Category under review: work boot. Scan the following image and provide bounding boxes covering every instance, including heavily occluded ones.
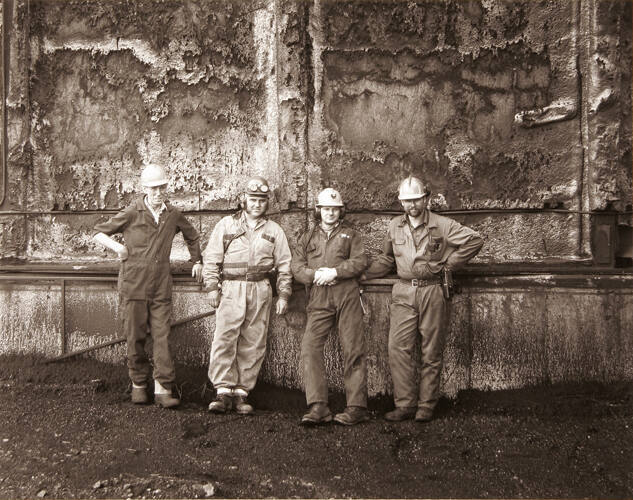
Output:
[208,393,232,413]
[415,407,433,423]
[300,403,332,425]
[131,386,148,405]
[384,406,416,422]
[154,393,180,408]
[233,395,255,415]
[334,406,370,426]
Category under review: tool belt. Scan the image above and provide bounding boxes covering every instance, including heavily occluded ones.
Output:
[223,272,269,282]
[400,278,441,287]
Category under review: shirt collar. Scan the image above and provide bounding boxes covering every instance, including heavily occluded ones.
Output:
[397,209,430,228]
[319,220,341,235]
[239,210,267,230]
[144,196,166,212]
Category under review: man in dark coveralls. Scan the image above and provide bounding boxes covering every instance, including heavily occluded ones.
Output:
[93,164,203,408]
[365,176,483,423]
[292,188,369,426]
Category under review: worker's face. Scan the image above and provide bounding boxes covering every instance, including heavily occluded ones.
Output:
[244,195,268,218]
[143,184,168,209]
[319,206,341,226]
[400,196,427,218]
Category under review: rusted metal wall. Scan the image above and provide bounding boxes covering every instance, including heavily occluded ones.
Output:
[0,0,631,393]
[1,275,632,397]
[0,0,630,262]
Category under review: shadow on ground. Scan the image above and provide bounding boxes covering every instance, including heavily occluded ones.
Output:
[0,354,631,499]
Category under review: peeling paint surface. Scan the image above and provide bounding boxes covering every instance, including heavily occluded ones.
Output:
[0,0,631,393]
[2,277,632,396]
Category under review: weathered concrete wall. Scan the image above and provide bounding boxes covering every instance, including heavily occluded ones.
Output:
[0,0,629,262]
[1,276,632,397]
[307,0,631,261]
[0,0,631,394]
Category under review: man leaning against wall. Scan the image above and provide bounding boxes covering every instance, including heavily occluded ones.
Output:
[93,164,203,409]
[291,188,369,426]
[364,176,483,423]
[202,176,292,416]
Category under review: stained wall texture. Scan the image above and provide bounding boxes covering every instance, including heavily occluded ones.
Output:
[0,0,631,393]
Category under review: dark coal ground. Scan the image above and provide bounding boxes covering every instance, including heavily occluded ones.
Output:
[0,355,631,499]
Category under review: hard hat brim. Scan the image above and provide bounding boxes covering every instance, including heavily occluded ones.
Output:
[398,194,425,201]
[316,203,344,207]
[142,179,168,187]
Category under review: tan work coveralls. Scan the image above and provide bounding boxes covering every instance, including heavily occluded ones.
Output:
[202,211,292,392]
[93,196,202,391]
[291,221,368,408]
[365,211,483,410]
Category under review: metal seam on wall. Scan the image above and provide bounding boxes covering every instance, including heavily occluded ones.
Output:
[0,208,629,217]
[0,0,10,208]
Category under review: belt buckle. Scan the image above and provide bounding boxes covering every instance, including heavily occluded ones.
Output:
[411,279,419,287]
[246,273,255,281]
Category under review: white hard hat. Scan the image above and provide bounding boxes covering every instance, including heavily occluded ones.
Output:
[317,188,344,207]
[398,176,429,200]
[140,164,169,187]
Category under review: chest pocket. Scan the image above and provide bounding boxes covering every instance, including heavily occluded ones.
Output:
[306,243,323,265]
[259,233,275,255]
[424,234,444,260]
[332,233,351,259]
[392,233,407,257]
[125,218,153,254]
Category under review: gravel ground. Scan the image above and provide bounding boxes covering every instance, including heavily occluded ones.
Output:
[0,355,631,499]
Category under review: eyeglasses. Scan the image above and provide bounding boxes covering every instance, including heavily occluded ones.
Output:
[248,181,269,193]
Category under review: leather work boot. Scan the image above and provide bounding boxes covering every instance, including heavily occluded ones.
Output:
[300,403,333,425]
[208,393,232,414]
[384,406,416,422]
[233,395,255,415]
[415,407,433,423]
[334,406,370,426]
[154,393,180,408]
[131,386,148,405]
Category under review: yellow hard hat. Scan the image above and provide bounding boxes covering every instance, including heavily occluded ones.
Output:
[316,188,344,207]
[245,176,270,197]
[140,164,169,187]
[398,176,429,200]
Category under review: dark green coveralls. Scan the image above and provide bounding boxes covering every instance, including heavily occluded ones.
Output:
[94,196,202,391]
[291,221,368,408]
[365,211,483,411]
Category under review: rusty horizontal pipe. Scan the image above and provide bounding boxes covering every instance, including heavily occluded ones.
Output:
[42,309,216,364]
[0,207,630,217]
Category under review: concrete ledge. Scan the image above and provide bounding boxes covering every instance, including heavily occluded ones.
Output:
[0,272,631,399]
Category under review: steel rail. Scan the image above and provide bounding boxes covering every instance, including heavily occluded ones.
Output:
[42,309,216,364]
[0,207,630,217]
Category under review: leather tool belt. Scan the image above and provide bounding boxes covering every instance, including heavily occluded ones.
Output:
[400,278,441,287]
[223,272,268,282]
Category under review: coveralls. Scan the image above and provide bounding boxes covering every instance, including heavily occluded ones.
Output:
[365,210,483,411]
[291,221,368,408]
[202,211,292,393]
[93,196,202,391]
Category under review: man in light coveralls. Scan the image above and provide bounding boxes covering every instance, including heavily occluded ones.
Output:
[365,176,483,422]
[202,176,292,415]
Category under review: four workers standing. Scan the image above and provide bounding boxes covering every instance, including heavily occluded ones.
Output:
[94,167,483,424]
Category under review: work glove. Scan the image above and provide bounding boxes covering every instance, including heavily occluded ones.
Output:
[276,297,288,315]
[208,290,220,308]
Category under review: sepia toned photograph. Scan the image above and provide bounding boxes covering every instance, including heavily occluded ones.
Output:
[0,0,631,498]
